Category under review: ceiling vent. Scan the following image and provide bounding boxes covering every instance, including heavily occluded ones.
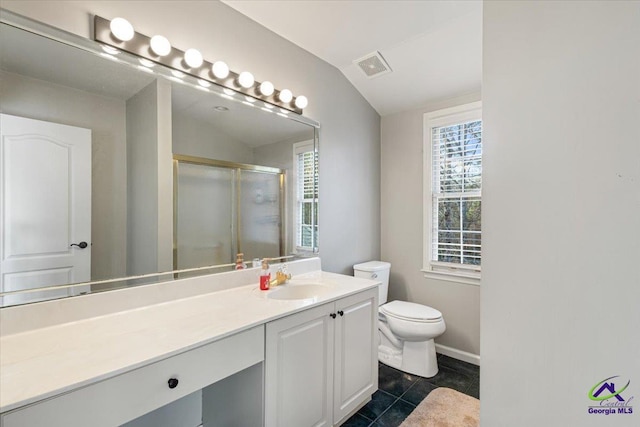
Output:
[353,51,392,78]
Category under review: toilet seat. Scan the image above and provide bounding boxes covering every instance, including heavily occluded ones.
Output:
[380,301,442,323]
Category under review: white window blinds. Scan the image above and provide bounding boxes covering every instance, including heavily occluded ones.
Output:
[295,145,318,250]
[431,119,482,268]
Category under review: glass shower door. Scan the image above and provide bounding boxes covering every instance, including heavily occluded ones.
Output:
[175,163,235,269]
[238,170,283,261]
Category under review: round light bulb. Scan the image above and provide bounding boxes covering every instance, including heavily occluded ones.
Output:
[150,35,171,56]
[198,79,211,88]
[211,61,230,79]
[238,71,255,88]
[279,89,293,103]
[101,45,119,55]
[184,48,203,68]
[259,81,275,96]
[110,17,134,42]
[294,95,308,109]
[138,58,155,68]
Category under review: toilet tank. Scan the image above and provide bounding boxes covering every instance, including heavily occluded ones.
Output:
[353,261,391,305]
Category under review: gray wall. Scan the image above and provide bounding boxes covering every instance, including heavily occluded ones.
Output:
[482,1,640,426]
[126,80,173,276]
[0,69,128,281]
[380,93,481,357]
[2,0,381,276]
[172,113,254,164]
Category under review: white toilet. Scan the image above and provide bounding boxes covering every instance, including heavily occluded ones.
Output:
[354,261,446,378]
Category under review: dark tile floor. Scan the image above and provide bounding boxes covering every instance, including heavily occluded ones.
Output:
[342,354,480,427]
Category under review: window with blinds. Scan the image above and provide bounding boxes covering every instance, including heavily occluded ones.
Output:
[294,142,318,251]
[424,102,481,283]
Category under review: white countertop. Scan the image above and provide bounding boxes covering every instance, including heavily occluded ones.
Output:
[0,270,378,413]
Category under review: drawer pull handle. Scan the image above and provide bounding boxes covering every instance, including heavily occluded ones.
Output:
[330,313,337,319]
[338,310,344,317]
[168,378,179,389]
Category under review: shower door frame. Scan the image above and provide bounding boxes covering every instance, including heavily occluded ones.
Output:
[173,154,286,270]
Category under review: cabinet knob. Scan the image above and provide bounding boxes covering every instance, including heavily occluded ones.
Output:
[338,310,344,317]
[330,313,337,319]
[168,378,179,389]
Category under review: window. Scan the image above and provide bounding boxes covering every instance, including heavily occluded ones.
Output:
[293,141,318,252]
[423,102,482,285]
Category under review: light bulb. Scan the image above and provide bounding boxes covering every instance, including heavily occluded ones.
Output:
[110,17,134,42]
[101,45,119,55]
[211,61,230,79]
[279,89,293,103]
[171,70,185,78]
[150,35,171,56]
[259,81,275,96]
[294,95,308,109]
[198,79,211,88]
[138,58,155,68]
[184,48,203,68]
[238,71,255,88]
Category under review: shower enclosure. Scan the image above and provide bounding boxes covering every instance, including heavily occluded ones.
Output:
[173,155,285,269]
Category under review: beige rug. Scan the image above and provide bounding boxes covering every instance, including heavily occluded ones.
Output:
[399,387,479,427]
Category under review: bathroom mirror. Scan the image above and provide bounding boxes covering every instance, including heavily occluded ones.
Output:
[0,10,319,307]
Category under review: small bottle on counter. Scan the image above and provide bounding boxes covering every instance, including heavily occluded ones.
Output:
[235,253,245,270]
[259,259,271,291]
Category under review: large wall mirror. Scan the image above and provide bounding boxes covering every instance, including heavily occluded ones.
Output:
[0,10,319,307]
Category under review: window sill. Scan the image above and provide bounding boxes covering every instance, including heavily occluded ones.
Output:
[421,269,480,286]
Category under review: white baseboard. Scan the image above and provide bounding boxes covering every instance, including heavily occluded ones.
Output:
[435,343,480,366]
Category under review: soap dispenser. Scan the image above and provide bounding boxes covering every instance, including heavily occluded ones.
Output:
[259,259,271,291]
[234,253,245,270]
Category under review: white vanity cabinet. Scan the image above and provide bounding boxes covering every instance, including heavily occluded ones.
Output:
[265,288,378,427]
[0,326,264,427]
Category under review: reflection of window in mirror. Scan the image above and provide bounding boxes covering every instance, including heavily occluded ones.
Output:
[293,141,318,252]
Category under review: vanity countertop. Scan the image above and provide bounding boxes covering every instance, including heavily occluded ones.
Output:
[0,270,379,413]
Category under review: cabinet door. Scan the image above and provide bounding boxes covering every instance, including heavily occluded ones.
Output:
[333,288,378,423]
[265,302,335,427]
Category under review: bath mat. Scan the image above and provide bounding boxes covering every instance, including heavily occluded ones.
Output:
[399,387,479,427]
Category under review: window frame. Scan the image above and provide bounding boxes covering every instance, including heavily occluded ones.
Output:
[292,140,318,254]
[423,101,482,286]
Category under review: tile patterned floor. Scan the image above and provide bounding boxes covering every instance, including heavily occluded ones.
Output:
[342,354,480,427]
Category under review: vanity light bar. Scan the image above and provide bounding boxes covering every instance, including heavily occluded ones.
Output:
[93,15,307,114]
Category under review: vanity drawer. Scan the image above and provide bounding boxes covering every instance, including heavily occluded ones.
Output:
[1,325,264,427]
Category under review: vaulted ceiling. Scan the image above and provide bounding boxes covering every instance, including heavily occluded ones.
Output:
[222,0,482,116]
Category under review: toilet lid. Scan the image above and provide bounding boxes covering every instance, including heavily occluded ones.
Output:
[380,301,442,321]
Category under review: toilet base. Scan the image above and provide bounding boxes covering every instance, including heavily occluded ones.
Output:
[378,338,439,378]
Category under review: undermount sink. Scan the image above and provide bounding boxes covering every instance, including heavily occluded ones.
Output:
[267,284,330,300]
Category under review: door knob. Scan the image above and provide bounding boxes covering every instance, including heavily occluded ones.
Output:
[70,241,88,249]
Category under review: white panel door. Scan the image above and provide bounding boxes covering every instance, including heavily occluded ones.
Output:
[0,114,91,305]
[333,289,378,424]
[265,302,334,427]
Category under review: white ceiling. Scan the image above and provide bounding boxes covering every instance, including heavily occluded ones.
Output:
[222,0,482,116]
